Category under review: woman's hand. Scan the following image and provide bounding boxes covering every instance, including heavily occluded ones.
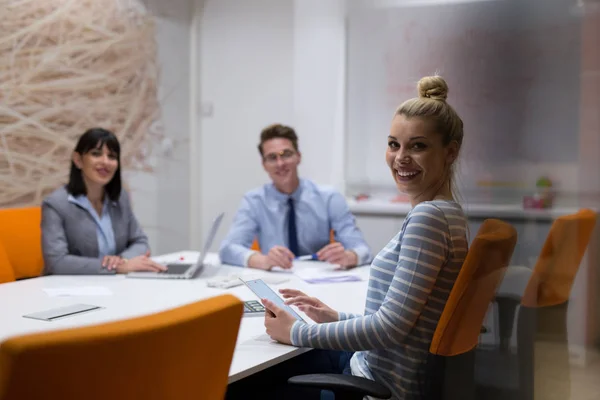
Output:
[279,288,339,323]
[262,299,296,345]
[102,255,125,271]
[116,252,166,273]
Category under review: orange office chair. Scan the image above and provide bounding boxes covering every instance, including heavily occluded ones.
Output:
[476,209,597,400]
[0,241,15,284]
[0,207,43,279]
[288,219,518,400]
[521,209,597,309]
[424,219,518,400]
[0,294,244,400]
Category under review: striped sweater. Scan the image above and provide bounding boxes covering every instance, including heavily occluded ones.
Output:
[290,200,468,399]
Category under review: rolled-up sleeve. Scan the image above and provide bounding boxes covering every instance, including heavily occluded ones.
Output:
[219,196,259,267]
[327,192,372,265]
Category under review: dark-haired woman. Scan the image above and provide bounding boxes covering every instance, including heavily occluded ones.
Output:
[41,128,165,275]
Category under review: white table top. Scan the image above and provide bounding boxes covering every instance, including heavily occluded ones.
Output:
[0,251,370,383]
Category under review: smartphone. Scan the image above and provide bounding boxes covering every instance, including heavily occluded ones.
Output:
[241,279,305,322]
[23,304,102,321]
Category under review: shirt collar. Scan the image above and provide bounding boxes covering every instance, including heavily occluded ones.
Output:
[68,194,114,208]
[267,178,305,203]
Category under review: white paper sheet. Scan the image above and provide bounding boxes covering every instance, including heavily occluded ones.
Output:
[291,261,362,284]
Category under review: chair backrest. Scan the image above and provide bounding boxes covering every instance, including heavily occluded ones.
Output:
[521,208,597,308]
[0,241,15,284]
[0,207,43,279]
[0,294,244,400]
[430,219,518,357]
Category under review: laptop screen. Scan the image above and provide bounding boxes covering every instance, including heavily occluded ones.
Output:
[193,212,225,267]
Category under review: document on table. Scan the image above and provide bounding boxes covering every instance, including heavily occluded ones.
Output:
[43,286,113,297]
[291,261,363,284]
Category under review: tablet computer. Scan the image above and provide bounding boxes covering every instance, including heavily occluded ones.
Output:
[23,304,102,322]
[241,278,305,322]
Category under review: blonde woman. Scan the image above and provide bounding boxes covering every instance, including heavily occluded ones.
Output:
[228,76,469,400]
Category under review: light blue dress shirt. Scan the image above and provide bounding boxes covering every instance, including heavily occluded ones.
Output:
[219,179,372,267]
[67,194,116,259]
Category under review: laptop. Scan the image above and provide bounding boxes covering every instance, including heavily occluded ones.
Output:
[127,212,225,279]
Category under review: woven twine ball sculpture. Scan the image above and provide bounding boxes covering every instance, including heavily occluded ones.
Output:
[0,0,163,208]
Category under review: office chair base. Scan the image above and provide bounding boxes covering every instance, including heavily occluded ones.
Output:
[288,374,392,399]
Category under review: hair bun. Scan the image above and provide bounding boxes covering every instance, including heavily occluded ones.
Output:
[417,75,449,102]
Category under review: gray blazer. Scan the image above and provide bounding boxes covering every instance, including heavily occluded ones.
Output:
[41,186,150,275]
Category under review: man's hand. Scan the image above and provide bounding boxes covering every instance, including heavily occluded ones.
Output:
[248,246,295,270]
[316,243,358,268]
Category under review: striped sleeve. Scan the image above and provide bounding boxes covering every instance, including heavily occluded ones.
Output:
[338,312,362,321]
[290,203,450,350]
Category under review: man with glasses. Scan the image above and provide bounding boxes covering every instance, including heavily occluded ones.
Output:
[219,123,372,270]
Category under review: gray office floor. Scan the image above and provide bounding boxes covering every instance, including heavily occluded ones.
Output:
[536,341,600,400]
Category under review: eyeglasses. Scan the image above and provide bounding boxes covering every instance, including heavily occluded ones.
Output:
[263,149,296,164]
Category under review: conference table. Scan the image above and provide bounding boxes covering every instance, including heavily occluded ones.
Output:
[0,251,370,383]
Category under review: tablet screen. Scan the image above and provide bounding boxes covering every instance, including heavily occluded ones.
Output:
[242,279,304,322]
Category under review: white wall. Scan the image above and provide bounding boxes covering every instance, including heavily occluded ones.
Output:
[128,0,349,253]
[196,0,348,250]
[293,0,347,192]
[128,0,193,255]
[197,0,294,249]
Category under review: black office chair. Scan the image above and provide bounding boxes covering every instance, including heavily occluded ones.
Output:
[288,374,391,400]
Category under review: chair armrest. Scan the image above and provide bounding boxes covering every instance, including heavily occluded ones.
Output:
[288,374,391,399]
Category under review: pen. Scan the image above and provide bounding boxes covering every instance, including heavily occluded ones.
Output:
[295,254,318,261]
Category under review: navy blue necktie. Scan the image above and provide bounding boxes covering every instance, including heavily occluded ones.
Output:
[287,198,299,256]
